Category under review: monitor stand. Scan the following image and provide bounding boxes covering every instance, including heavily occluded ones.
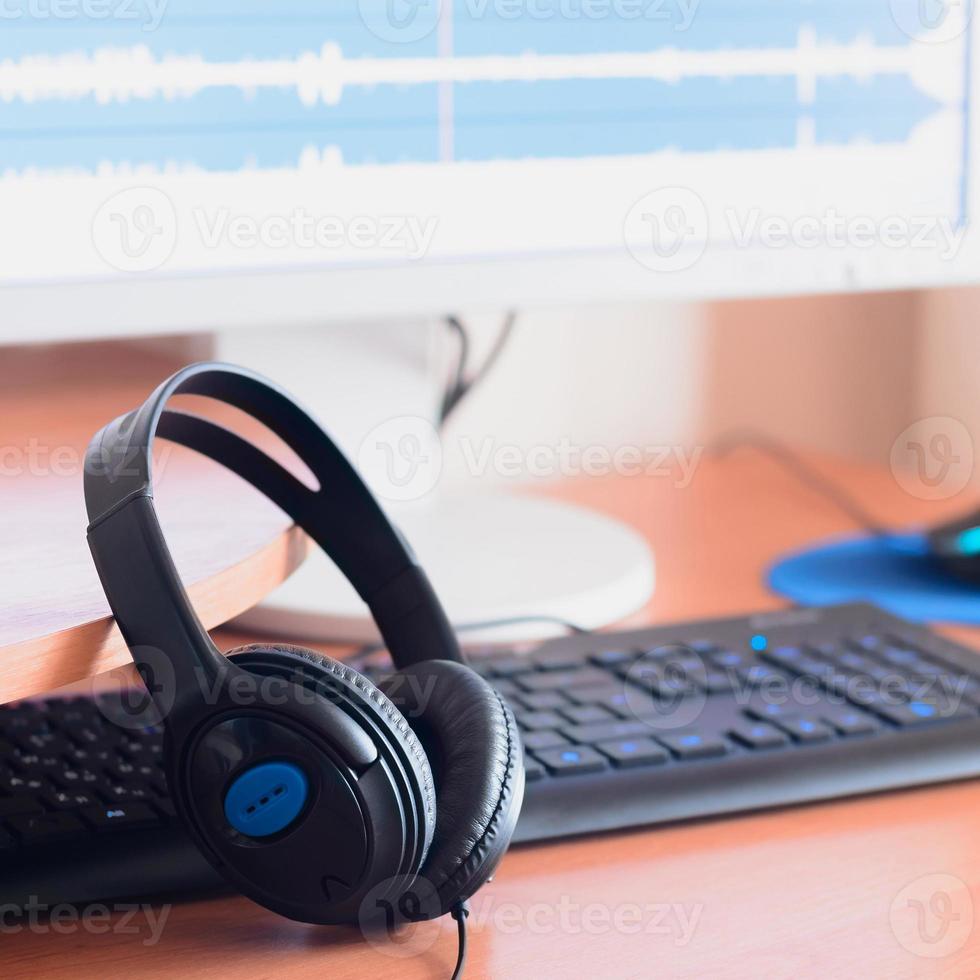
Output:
[215,323,655,644]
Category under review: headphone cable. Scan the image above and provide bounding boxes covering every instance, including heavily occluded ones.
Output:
[450,901,470,980]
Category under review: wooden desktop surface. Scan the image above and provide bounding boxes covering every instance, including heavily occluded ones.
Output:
[4,451,980,979]
[0,359,307,704]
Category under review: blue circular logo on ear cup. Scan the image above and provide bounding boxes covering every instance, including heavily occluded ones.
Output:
[224,761,309,838]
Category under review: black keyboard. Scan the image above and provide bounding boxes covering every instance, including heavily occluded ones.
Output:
[2,602,980,908]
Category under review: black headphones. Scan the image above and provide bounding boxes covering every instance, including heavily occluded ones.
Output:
[83,362,524,927]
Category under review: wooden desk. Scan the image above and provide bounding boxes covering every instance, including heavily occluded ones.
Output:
[0,359,307,703]
[4,452,980,979]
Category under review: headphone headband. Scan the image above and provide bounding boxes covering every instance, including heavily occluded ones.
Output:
[84,362,460,696]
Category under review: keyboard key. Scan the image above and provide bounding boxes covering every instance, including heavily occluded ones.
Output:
[711,650,748,669]
[101,783,152,803]
[43,790,97,810]
[620,662,699,699]
[564,687,631,711]
[736,665,787,689]
[484,656,534,678]
[7,811,86,844]
[533,746,607,776]
[521,730,569,751]
[518,668,609,692]
[871,699,976,727]
[560,720,652,745]
[822,709,880,737]
[80,803,162,832]
[595,738,669,768]
[560,705,614,726]
[762,645,805,666]
[880,647,920,667]
[703,671,738,694]
[659,733,728,760]
[776,718,835,744]
[589,649,635,669]
[516,711,564,731]
[686,640,718,654]
[0,796,43,816]
[523,758,546,782]
[0,771,45,795]
[53,768,99,788]
[746,703,800,721]
[533,649,588,671]
[516,691,567,711]
[728,723,790,750]
[490,679,521,700]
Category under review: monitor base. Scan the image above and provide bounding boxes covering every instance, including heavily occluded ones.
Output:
[233,491,655,645]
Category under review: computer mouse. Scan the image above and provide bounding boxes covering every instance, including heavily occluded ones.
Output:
[926,507,980,582]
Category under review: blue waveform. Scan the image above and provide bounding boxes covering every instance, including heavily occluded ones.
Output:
[0,0,968,174]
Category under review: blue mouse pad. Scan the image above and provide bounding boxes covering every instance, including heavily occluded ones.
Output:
[768,533,980,624]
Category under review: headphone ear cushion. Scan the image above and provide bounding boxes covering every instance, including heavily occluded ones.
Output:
[380,660,524,917]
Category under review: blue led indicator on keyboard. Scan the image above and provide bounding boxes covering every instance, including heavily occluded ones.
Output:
[561,751,580,762]
[909,702,936,718]
[620,742,637,753]
[750,634,767,652]
[799,721,816,732]
[680,735,701,746]
[955,526,980,554]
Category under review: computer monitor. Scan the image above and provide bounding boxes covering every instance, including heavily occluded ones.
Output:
[1,0,976,343]
[0,1,973,639]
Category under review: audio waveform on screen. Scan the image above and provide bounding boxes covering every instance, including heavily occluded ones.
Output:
[0,1,968,177]
[0,30,953,106]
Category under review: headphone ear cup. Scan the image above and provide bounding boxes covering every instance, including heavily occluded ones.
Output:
[380,660,524,917]
[226,643,437,868]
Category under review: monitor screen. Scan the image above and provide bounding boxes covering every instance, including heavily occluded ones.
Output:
[1,1,976,335]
